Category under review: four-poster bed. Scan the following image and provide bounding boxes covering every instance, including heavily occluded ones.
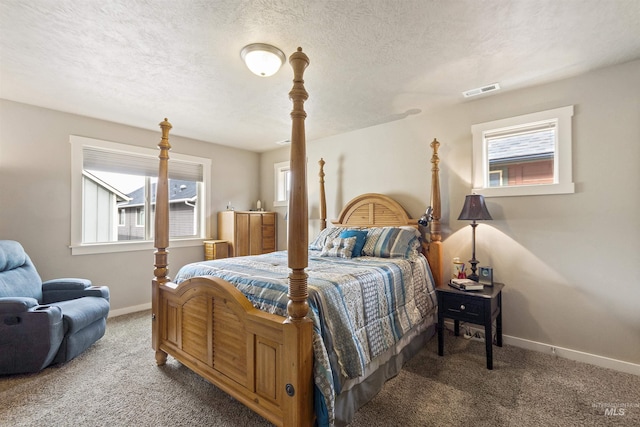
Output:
[151,48,444,426]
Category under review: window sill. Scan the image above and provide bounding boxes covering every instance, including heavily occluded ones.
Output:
[70,238,206,255]
[472,182,575,198]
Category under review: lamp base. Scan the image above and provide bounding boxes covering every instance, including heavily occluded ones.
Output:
[468,260,479,282]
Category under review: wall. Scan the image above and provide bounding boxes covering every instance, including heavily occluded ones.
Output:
[0,100,259,315]
[260,60,640,367]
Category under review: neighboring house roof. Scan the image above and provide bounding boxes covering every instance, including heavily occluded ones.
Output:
[118,180,197,207]
[488,129,554,162]
[83,171,131,202]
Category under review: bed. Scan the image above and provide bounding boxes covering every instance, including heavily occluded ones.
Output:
[151,48,444,427]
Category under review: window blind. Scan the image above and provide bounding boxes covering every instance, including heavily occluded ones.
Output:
[83,146,203,182]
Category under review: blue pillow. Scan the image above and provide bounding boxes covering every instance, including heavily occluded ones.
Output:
[339,229,367,257]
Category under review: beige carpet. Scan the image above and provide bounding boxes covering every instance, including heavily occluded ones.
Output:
[1,310,638,426]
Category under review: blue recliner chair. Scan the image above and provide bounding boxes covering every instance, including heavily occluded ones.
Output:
[0,240,110,375]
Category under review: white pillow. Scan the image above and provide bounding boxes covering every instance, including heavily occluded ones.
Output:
[320,236,357,258]
[309,227,343,250]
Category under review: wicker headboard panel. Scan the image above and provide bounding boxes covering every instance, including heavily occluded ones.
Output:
[332,193,417,228]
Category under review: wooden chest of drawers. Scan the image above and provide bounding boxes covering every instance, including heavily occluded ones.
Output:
[218,211,277,257]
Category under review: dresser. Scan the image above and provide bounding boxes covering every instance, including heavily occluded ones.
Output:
[217,211,277,257]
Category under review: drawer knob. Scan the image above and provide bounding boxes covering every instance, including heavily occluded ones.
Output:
[460,304,465,311]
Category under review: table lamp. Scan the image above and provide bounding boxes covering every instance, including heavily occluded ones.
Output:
[457,194,492,281]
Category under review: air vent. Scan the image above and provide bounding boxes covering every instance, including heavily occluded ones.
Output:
[275,139,291,145]
[463,83,501,98]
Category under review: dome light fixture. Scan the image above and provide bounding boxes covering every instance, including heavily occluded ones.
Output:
[240,43,286,77]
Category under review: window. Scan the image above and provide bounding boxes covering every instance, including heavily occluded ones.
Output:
[273,161,291,207]
[472,105,574,197]
[70,135,211,255]
[135,208,145,227]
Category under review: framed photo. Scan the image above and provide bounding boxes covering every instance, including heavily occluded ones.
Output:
[478,266,494,286]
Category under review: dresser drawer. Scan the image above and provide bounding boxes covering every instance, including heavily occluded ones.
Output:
[262,237,275,252]
[440,294,485,324]
[262,214,275,225]
[262,225,275,238]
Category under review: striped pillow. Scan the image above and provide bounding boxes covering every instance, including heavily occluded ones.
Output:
[362,226,421,258]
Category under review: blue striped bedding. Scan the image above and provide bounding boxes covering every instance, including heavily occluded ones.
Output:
[174,249,437,425]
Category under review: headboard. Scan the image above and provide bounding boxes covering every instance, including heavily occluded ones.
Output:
[331,193,417,228]
[317,138,444,288]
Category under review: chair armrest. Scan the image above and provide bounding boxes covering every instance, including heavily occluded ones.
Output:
[0,297,39,314]
[82,285,110,301]
[42,278,109,303]
[0,300,64,374]
[42,278,92,290]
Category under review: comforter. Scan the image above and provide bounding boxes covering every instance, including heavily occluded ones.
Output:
[174,250,437,425]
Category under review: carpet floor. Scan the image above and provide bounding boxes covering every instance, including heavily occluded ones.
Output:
[1,310,638,426]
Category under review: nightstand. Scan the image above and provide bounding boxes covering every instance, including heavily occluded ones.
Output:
[203,240,229,260]
[437,282,504,369]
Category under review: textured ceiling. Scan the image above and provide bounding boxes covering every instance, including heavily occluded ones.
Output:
[1,0,639,152]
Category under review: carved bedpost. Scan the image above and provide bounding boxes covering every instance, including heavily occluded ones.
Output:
[427,138,444,288]
[319,158,327,231]
[283,47,314,427]
[154,118,172,285]
[287,47,310,322]
[152,118,172,366]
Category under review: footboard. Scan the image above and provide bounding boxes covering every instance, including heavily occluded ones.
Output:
[151,277,314,426]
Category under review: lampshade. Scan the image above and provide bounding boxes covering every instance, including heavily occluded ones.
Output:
[240,43,285,77]
[457,194,492,221]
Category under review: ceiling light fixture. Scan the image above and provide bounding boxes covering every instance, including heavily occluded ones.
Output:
[240,43,286,77]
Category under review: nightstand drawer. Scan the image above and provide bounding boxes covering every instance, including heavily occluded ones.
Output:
[440,294,485,324]
[204,240,229,260]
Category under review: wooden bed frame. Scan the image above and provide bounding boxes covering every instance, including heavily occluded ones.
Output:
[151,48,443,427]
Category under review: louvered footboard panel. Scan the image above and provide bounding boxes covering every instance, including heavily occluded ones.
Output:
[154,277,309,426]
[181,296,208,363]
[212,296,247,387]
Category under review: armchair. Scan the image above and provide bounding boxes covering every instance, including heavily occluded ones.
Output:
[0,240,110,375]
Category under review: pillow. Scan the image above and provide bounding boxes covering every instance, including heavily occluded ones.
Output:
[309,227,342,250]
[362,226,421,258]
[320,236,357,258]
[339,229,367,257]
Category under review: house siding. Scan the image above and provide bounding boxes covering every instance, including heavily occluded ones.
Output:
[83,176,117,243]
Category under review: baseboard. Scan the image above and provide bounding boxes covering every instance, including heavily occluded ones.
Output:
[108,303,151,318]
[442,320,639,376]
[503,335,639,376]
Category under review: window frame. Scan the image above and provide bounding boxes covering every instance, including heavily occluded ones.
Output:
[273,161,291,207]
[471,105,575,197]
[135,207,145,227]
[118,209,125,226]
[70,135,211,255]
